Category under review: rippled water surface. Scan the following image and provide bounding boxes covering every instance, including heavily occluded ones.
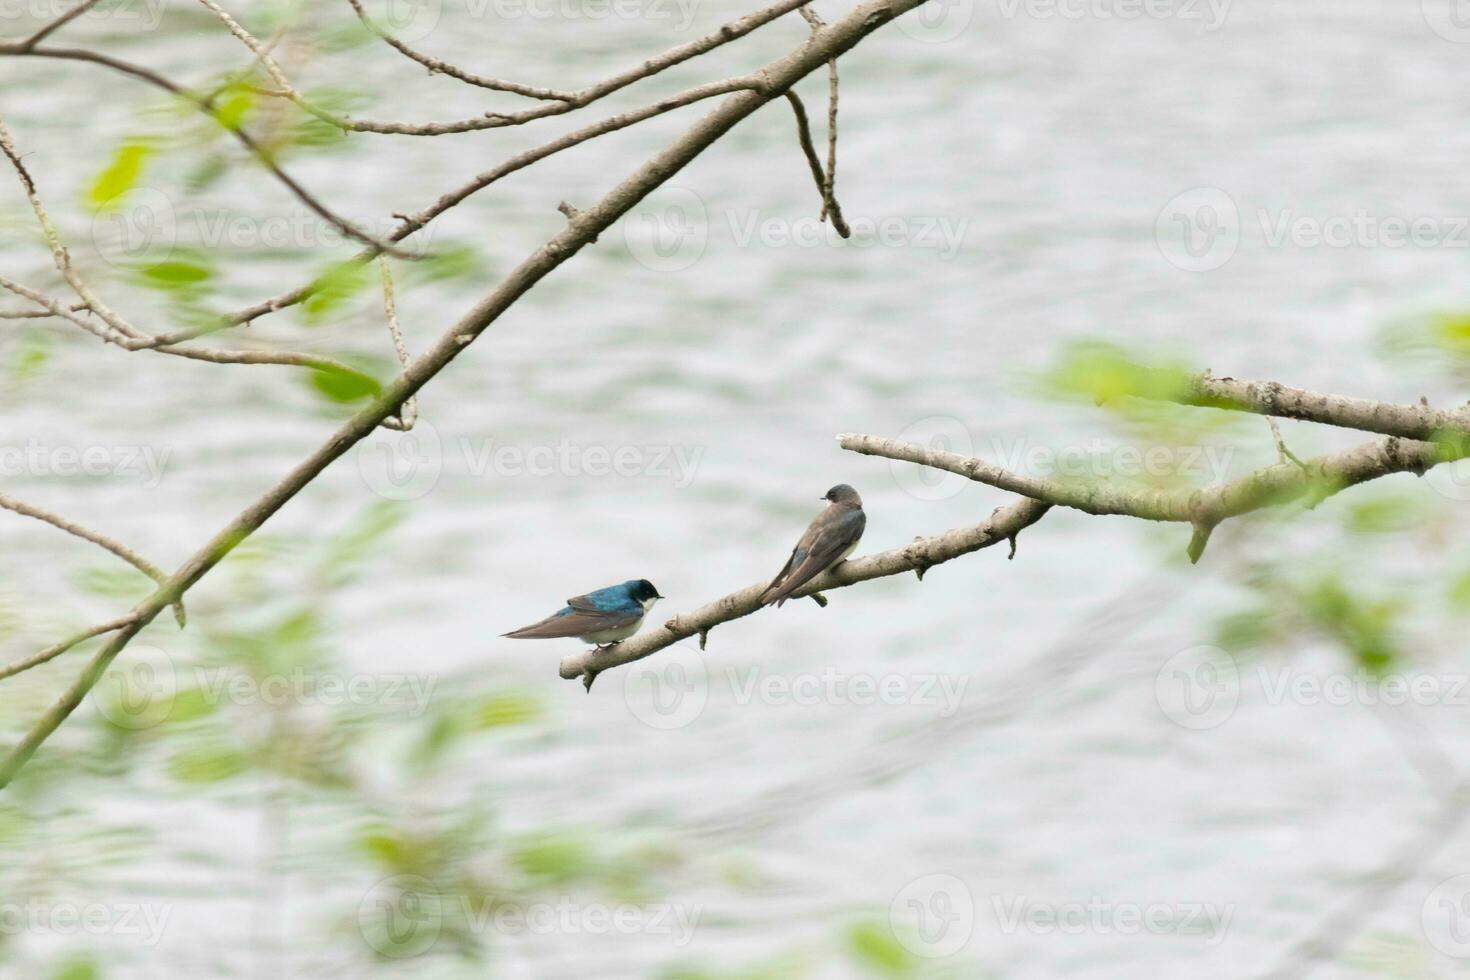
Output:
[3,0,1470,977]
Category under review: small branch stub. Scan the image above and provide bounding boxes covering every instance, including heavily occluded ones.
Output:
[1186,522,1214,564]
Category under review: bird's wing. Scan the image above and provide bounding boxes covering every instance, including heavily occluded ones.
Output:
[504,605,640,639]
[566,588,638,614]
[761,508,866,606]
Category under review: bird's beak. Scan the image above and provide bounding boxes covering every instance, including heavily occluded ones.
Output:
[654,593,666,600]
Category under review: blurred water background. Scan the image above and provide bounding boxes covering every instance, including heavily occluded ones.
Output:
[3,0,1470,976]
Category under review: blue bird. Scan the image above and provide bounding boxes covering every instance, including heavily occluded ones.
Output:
[759,484,866,607]
[504,579,665,648]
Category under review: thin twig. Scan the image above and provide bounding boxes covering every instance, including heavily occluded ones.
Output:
[0,0,921,790]
[0,493,183,626]
[14,0,104,50]
[784,90,851,237]
[0,615,138,680]
[377,258,417,432]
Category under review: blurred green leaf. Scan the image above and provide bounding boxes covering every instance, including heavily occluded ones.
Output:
[300,261,374,323]
[140,259,211,286]
[309,364,382,403]
[168,744,249,783]
[511,834,592,884]
[9,327,51,381]
[1034,340,1197,407]
[49,953,100,980]
[473,692,543,730]
[87,141,152,213]
[845,919,916,977]
[212,85,256,132]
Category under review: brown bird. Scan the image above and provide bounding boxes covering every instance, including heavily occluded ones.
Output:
[759,484,866,607]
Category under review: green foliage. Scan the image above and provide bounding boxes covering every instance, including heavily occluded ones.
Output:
[845,919,918,976]
[9,327,52,382]
[87,141,153,213]
[300,260,375,323]
[1033,339,1197,408]
[308,362,384,403]
[48,954,101,980]
[168,742,250,783]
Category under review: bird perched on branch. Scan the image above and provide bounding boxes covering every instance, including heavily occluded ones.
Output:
[759,484,866,607]
[504,579,665,648]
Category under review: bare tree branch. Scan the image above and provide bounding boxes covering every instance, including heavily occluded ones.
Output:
[839,427,1462,565]
[0,0,934,790]
[0,615,139,681]
[0,493,183,626]
[11,0,103,51]
[0,47,416,258]
[1153,372,1470,441]
[558,498,1052,690]
[785,90,850,237]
